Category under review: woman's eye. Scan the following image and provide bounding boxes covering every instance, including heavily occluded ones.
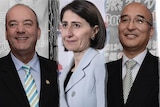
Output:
[73,23,80,28]
[62,23,68,28]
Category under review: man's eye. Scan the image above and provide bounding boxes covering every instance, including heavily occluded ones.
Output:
[9,23,17,27]
[136,18,144,24]
[121,18,129,22]
[24,23,32,27]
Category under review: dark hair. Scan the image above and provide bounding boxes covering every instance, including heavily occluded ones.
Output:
[60,0,106,49]
[5,4,39,30]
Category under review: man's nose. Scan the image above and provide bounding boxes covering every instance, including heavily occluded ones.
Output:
[16,24,26,33]
[127,20,136,30]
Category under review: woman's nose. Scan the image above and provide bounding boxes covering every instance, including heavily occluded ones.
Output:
[64,26,73,37]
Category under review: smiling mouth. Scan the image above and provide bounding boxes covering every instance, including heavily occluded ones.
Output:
[125,34,137,38]
[127,34,135,37]
[15,37,28,40]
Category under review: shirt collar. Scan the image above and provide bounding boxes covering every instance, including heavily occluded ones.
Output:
[122,49,147,66]
[11,52,40,73]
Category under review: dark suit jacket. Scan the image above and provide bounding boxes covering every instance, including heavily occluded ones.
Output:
[106,51,159,107]
[0,53,59,107]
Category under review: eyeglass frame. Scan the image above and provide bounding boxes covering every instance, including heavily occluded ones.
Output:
[118,15,153,26]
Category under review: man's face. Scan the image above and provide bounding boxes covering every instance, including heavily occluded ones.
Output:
[118,3,154,55]
[6,5,40,55]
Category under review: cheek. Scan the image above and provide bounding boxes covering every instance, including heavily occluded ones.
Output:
[61,31,65,38]
[118,28,124,40]
[118,25,125,33]
[79,34,90,45]
[138,27,151,38]
[61,32,66,42]
[60,30,68,38]
[5,31,13,40]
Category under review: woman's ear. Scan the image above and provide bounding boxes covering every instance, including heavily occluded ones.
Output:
[91,25,99,40]
[93,25,99,35]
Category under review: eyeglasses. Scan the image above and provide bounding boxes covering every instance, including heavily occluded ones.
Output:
[118,15,152,26]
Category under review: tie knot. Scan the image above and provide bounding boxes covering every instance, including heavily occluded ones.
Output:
[22,65,31,73]
[126,60,136,70]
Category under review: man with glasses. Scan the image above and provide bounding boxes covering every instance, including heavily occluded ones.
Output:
[106,2,159,107]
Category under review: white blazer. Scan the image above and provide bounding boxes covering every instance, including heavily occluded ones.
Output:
[59,48,107,107]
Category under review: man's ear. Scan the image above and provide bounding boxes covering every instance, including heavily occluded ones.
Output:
[5,31,8,40]
[37,28,41,39]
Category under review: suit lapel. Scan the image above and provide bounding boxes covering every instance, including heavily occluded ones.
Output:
[65,48,98,92]
[1,54,29,105]
[38,56,59,106]
[107,59,124,106]
[127,52,158,106]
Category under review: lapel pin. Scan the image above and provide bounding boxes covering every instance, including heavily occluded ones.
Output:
[46,79,50,84]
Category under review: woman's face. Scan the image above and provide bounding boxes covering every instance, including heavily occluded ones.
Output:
[60,10,96,52]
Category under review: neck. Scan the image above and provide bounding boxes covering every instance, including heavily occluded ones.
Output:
[123,49,146,59]
[12,51,35,64]
[73,49,87,71]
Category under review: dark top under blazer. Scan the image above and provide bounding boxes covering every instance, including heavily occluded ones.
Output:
[0,53,59,107]
[106,51,159,107]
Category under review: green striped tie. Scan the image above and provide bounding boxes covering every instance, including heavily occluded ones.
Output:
[23,65,39,107]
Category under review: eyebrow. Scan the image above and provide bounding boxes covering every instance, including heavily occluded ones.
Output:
[120,14,152,26]
[8,20,16,24]
[120,14,145,18]
[24,19,34,23]
[62,21,81,24]
[8,19,33,23]
[120,14,148,19]
[136,15,145,18]
[120,15,128,18]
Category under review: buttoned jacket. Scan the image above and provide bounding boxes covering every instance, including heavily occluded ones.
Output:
[59,48,107,107]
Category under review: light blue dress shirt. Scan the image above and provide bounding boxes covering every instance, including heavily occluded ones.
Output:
[11,52,41,96]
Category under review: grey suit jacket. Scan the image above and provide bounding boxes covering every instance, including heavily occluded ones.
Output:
[106,51,159,107]
[0,53,59,107]
[59,48,107,107]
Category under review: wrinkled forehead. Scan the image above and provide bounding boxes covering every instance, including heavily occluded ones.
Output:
[121,3,152,20]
